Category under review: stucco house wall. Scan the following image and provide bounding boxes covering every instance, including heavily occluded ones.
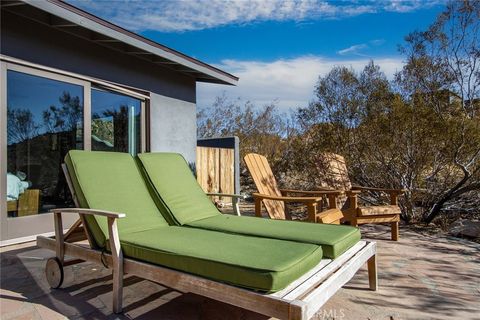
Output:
[149,93,197,163]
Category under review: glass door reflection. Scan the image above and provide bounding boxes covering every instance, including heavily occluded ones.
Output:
[6,70,84,217]
[91,88,141,155]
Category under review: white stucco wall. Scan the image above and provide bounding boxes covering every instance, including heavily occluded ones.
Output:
[149,93,197,164]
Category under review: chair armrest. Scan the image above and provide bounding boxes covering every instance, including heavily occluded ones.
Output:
[279,189,343,196]
[346,190,362,195]
[252,193,322,203]
[351,186,405,206]
[316,208,344,224]
[344,190,361,212]
[206,193,247,199]
[50,208,126,219]
[50,208,125,271]
[352,186,406,195]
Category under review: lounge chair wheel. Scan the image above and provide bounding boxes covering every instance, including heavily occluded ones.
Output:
[46,257,64,289]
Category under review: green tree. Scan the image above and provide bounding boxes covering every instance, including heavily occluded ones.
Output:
[396,0,480,223]
[197,94,294,189]
[294,63,428,221]
[197,1,480,225]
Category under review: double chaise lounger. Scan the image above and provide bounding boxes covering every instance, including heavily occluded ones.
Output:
[37,151,377,320]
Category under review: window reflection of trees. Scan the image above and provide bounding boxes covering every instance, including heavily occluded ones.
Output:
[7,91,82,213]
[7,89,141,213]
[43,92,82,135]
[7,109,39,144]
[7,91,82,143]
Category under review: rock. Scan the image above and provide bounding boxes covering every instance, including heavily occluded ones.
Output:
[449,219,480,238]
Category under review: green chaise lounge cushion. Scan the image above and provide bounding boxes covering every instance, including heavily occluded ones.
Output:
[119,226,322,292]
[137,152,219,225]
[137,152,361,259]
[65,150,170,248]
[188,215,360,259]
[64,150,323,292]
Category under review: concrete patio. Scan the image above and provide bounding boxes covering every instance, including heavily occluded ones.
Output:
[1,221,479,320]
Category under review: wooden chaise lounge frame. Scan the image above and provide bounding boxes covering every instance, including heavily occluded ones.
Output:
[36,165,378,320]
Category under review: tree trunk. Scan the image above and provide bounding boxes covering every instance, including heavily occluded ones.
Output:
[424,174,472,224]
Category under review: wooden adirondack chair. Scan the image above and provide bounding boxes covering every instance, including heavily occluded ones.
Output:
[317,153,405,241]
[244,153,344,224]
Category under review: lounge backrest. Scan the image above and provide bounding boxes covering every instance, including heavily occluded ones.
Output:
[316,153,351,208]
[65,150,169,247]
[137,153,220,225]
[244,153,286,220]
[317,153,352,191]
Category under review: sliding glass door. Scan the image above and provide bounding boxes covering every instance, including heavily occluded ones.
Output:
[1,62,146,244]
[6,70,84,215]
[1,64,89,242]
[91,88,142,156]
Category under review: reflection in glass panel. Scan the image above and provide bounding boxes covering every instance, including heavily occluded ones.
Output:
[91,88,141,155]
[6,70,83,217]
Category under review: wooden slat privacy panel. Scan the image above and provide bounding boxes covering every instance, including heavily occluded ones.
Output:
[196,147,234,201]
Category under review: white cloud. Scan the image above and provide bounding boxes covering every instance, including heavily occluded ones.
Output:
[68,0,443,32]
[337,44,369,56]
[369,39,386,46]
[337,39,386,56]
[385,0,437,13]
[197,56,404,112]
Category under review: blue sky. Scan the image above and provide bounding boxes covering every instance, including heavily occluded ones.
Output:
[68,0,446,111]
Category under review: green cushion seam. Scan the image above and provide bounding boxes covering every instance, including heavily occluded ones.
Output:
[120,241,322,292]
[120,237,321,273]
[185,222,358,247]
[103,225,171,244]
[189,215,360,245]
[322,228,360,245]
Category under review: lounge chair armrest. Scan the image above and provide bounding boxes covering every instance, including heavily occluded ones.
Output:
[316,208,344,224]
[351,186,406,195]
[350,186,405,206]
[346,190,362,196]
[206,193,247,199]
[49,208,125,284]
[344,190,361,210]
[50,208,126,219]
[252,193,322,203]
[279,188,343,196]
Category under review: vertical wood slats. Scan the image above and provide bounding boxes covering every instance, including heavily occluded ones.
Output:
[196,147,235,202]
[244,153,286,219]
[16,189,40,216]
[318,153,351,208]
